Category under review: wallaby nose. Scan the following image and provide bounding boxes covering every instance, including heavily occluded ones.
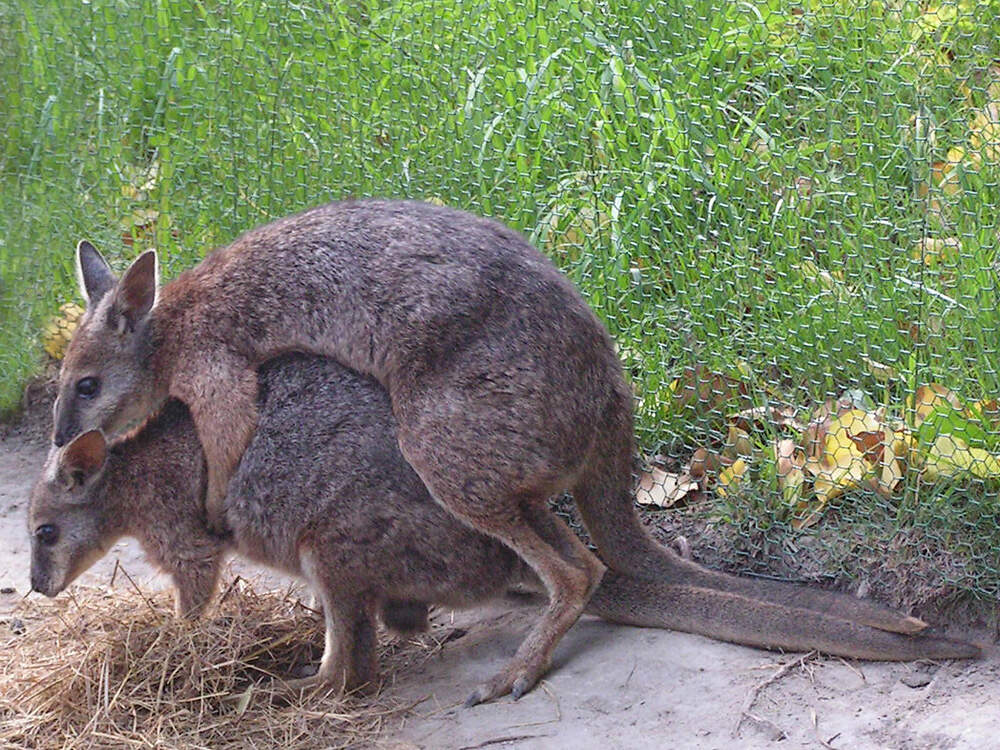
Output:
[29,571,46,595]
[53,431,66,448]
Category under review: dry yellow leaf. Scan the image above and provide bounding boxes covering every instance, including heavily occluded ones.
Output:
[908,383,963,427]
[717,459,748,497]
[42,302,85,360]
[912,237,960,267]
[922,434,1000,482]
[930,160,962,195]
[775,438,806,505]
[805,409,883,508]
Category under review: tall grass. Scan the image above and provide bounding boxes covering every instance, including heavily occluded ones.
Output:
[5,1,998,425]
[3,1,1000,593]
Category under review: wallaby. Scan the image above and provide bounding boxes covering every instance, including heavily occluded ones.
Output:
[31,353,978,695]
[50,200,960,702]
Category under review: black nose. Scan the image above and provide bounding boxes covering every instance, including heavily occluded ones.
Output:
[29,571,45,594]
[53,430,66,448]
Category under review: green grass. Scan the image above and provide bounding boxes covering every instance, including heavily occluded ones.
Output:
[3,0,1000,590]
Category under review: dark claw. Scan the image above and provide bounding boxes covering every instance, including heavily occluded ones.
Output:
[510,676,531,700]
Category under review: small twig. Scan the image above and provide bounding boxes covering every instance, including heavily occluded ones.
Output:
[113,564,161,618]
[622,656,638,689]
[894,273,969,312]
[835,656,865,683]
[216,575,245,606]
[458,735,553,750]
[732,652,816,738]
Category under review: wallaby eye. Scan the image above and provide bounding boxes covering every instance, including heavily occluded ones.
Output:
[35,524,59,546]
[76,377,100,399]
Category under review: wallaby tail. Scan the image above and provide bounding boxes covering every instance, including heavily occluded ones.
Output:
[587,571,980,661]
[572,433,930,636]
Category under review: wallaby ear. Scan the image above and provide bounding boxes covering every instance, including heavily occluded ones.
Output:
[59,430,107,490]
[112,249,159,332]
[76,240,116,306]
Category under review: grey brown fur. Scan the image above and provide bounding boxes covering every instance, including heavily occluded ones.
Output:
[31,354,979,695]
[50,200,968,701]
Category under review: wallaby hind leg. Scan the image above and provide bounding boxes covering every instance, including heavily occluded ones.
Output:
[171,556,222,619]
[397,428,605,704]
[460,499,605,706]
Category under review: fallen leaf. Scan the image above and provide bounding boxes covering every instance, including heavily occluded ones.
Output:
[635,467,699,508]
[930,160,962,195]
[688,447,721,481]
[41,302,85,360]
[968,399,1000,426]
[863,356,898,383]
[723,424,754,461]
[802,397,856,460]
[717,459,749,497]
[848,430,886,464]
[908,383,963,427]
[912,237,961,267]
[922,434,1000,481]
[775,438,806,506]
[730,405,807,434]
[802,408,884,522]
[670,366,751,415]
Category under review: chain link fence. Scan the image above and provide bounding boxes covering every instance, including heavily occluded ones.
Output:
[3,1,1000,611]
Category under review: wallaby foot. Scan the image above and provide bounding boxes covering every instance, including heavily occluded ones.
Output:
[281,667,376,696]
[465,662,551,706]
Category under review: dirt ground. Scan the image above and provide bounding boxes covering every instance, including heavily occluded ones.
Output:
[3,432,1000,750]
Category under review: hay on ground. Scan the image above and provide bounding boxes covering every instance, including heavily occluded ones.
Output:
[0,580,425,749]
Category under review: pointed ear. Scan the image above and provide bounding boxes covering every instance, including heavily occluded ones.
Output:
[76,240,116,306]
[59,430,107,490]
[113,249,159,331]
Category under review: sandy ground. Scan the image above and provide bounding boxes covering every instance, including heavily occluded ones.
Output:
[3,432,1000,750]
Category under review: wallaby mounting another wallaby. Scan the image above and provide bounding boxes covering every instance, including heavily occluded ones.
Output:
[30,354,979,695]
[50,199,970,703]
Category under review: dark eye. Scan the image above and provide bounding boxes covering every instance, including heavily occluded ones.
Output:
[35,524,59,546]
[76,377,100,399]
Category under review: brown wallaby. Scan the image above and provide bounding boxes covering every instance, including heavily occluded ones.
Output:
[31,353,978,695]
[50,200,959,702]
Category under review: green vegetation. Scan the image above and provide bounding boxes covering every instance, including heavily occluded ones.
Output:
[3,0,1000,592]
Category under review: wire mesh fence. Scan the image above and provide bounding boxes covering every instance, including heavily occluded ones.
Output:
[3,1,1000,605]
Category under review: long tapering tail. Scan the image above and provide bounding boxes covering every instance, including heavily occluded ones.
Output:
[586,571,980,661]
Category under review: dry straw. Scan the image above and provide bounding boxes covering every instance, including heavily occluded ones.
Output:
[0,579,426,749]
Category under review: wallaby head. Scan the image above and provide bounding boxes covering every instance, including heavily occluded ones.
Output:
[28,430,116,597]
[53,241,163,448]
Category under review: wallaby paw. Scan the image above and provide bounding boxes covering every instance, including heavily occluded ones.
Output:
[464,664,545,706]
[280,668,375,697]
[280,674,326,693]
